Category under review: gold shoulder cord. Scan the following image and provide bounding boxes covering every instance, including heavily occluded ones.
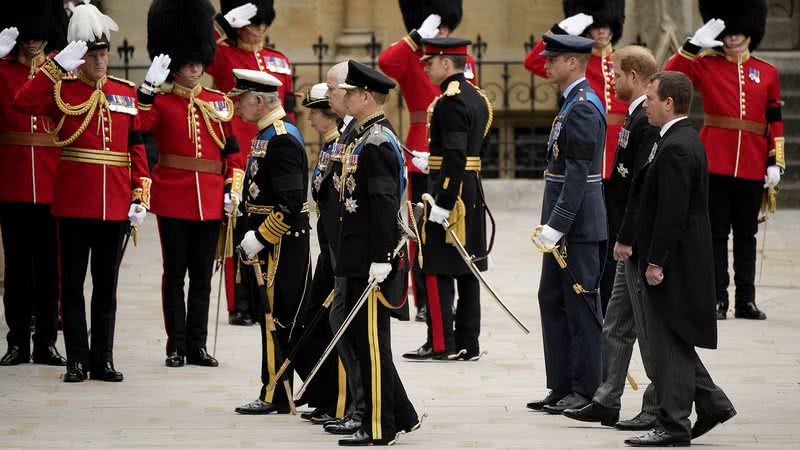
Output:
[477,87,494,138]
[187,96,235,150]
[50,81,112,147]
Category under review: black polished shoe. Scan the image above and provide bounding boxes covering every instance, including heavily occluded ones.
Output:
[165,352,185,367]
[414,305,427,322]
[402,342,433,360]
[338,429,396,446]
[692,408,736,440]
[526,390,567,411]
[187,348,219,367]
[229,311,255,326]
[734,302,766,320]
[542,392,591,415]
[234,399,289,415]
[431,350,459,361]
[90,362,124,382]
[0,345,30,366]
[301,407,324,421]
[563,401,620,426]
[303,408,336,424]
[615,412,657,431]
[716,304,727,320]
[32,345,67,366]
[63,361,87,383]
[624,429,690,447]
[325,417,362,435]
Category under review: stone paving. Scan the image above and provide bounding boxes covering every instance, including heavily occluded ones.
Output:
[1,180,798,449]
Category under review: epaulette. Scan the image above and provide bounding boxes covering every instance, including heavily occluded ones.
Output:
[752,56,776,68]
[444,80,461,97]
[203,86,227,96]
[364,124,399,147]
[698,49,724,58]
[108,75,135,87]
[273,120,287,135]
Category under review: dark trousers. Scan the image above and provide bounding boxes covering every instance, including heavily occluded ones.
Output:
[538,241,603,398]
[640,277,734,439]
[709,174,763,310]
[408,172,429,311]
[58,217,126,370]
[0,202,59,353]
[157,216,220,356]
[345,277,417,439]
[424,273,480,353]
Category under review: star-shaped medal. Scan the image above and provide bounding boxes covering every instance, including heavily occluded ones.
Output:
[346,176,356,194]
[617,163,629,178]
[333,173,342,192]
[248,182,260,200]
[344,197,358,213]
[249,160,259,178]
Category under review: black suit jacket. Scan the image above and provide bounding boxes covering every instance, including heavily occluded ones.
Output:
[631,119,717,349]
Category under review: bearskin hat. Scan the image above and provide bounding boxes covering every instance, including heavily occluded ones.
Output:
[399,0,463,33]
[221,0,276,27]
[4,0,67,54]
[147,0,216,71]
[699,0,767,50]
[563,0,625,45]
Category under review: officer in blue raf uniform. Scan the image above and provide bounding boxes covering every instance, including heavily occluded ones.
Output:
[528,34,608,415]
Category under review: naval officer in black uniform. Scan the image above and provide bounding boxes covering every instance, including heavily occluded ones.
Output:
[528,34,608,414]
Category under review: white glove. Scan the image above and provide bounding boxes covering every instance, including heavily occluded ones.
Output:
[417,14,441,40]
[54,41,88,72]
[225,3,258,29]
[224,192,242,216]
[128,203,146,226]
[428,203,450,225]
[558,13,594,36]
[764,165,781,188]
[240,230,265,258]
[0,27,19,60]
[411,150,429,174]
[535,224,564,248]
[369,262,392,283]
[689,18,726,48]
[144,53,171,89]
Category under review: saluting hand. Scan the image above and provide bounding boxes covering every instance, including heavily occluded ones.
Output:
[54,40,88,72]
[0,27,19,60]
[144,54,172,90]
[645,264,664,286]
[225,3,258,29]
[558,13,594,36]
[417,14,441,40]
[690,18,726,49]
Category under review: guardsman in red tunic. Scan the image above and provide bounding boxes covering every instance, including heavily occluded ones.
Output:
[379,0,477,327]
[664,0,782,321]
[13,0,150,383]
[0,0,67,367]
[524,0,627,312]
[139,0,244,369]
[206,0,295,325]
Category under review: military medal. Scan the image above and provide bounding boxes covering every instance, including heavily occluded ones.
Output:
[313,174,322,192]
[553,143,560,160]
[344,198,358,213]
[249,160,259,177]
[618,128,630,149]
[648,142,658,163]
[333,173,342,192]
[346,176,356,194]
[248,182,260,200]
[617,163,629,178]
[749,68,760,84]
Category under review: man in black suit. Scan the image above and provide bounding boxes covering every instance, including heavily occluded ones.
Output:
[563,45,660,431]
[623,71,736,447]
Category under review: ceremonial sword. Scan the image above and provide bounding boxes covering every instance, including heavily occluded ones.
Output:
[212,198,238,357]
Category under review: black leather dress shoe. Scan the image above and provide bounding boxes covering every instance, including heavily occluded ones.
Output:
[32,345,67,366]
[734,302,766,320]
[431,350,458,361]
[229,311,255,326]
[187,348,218,367]
[402,343,433,360]
[0,345,30,366]
[624,429,690,447]
[338,429,396,446]
[542,392,590,414]
[63,362,87,383]
[716,304,727,320]
[692,408,736,440]
[302,408,336,424]
[301,407,324,421]
[325,417,362,435]
[235,399,289,415]
[563,401,620,426]
[90,362,124,382]
[615,412,657,431]
[414,305,427,322]
[165,352,185,367]
[526,390,567,411]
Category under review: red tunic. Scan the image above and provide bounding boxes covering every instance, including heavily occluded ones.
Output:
[0,55,60,204]
[664,43,785,180]
[379,33,478,174]
[207,25,294,170]
[138,83,242,221]
[525,30,628,180]
[14,61,150,221]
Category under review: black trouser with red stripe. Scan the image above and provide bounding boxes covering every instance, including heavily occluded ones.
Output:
[424,273,480,354]
[0,202,60,355]
[346,277,417,440]
[58,218,126,371]
[157,216,220,356]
